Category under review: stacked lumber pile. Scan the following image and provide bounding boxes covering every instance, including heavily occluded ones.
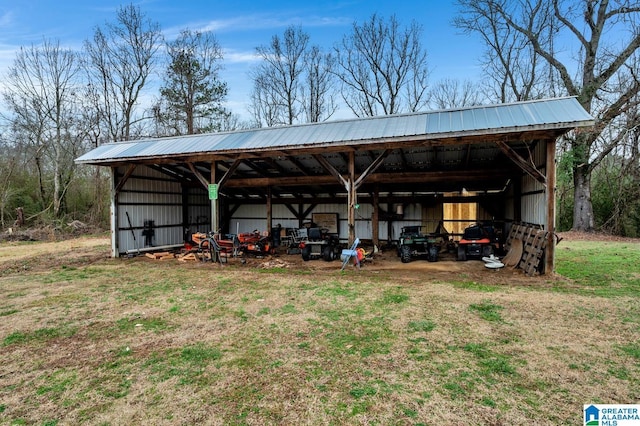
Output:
[178,251,216,262]
[259,259,290,269]
[143,250,213,262]
[178,252,199,262]
[145,252,175,260]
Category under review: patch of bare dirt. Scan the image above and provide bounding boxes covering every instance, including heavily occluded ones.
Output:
[0,222,105,243]
[557,230,640,242]
[0,234,111,276]
[176,246,552,288]
[3,230,628,287]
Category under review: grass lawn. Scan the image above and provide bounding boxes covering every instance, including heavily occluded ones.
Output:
[0,235,638,425]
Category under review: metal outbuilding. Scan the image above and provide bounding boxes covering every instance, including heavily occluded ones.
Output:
[76,97,594,273]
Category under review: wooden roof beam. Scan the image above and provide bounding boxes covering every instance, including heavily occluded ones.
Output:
[114,164,137,195]
[187,162,210,189]
[240,159,271,178]
[313,154,348,188]
[495,140,546,185]
[223,168,515,188]
[218,159,242,187]
[398,148,411,171]
[354,149,392,189]
[285,155,312,176]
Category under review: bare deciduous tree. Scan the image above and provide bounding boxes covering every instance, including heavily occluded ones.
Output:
[456,0,640,232]
[248,75,281,128]
[428,78,483,109]
[0,137,20,228]
[334,14,430,117]
[2,39,85,217]
[454,0,554,103]
[302,45,338,123]
[84,3,162,142]
[250,26,309,126]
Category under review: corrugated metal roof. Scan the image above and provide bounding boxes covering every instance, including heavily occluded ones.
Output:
[76,97,593,165]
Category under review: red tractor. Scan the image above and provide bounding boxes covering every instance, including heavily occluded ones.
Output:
[236,230,275,256]
[457,223,500,261]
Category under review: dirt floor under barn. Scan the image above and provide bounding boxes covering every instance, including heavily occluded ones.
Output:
[3,231,620,288]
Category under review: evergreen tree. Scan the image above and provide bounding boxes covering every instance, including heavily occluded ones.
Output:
[157,29,229,135]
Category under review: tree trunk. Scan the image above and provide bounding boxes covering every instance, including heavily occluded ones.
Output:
[572,165,594,232]
[14,207,24,227]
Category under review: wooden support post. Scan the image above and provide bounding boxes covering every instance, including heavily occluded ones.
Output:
[348,151,356,245]
[266,186,272,234]
[181,184,189,242]
[545,138,556,274]
[372,186,379,249]
[298,204,304,228]
[387,203,394,244]
[110,167,118,258]
[211,161,218,233]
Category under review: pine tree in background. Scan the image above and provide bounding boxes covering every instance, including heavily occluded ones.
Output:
[156,29,229,136]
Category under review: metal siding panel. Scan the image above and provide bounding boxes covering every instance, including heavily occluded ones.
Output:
[235,205,267,218]
[356,203,373,218]
[271,204,292,217]
[377,222,389,241]
[116,165,184,253]
[312,203,348,215]
[275,220,300,230]
[405,204,423,220]
[534,140,546,165]
[187,200,210,230]
[355,221,372,240]
[522,174,545,193]
[504,196,515,221]
[234,219,267,233]
[521,193,545,225]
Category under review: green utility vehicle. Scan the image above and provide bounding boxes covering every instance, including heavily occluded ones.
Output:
[397,224,451,263]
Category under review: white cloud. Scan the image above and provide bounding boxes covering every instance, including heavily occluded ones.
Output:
[165,12,350,37]
[0,11,14,28]
[223,48,260,65]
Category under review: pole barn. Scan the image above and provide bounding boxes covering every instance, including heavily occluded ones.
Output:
[76,97,594,274]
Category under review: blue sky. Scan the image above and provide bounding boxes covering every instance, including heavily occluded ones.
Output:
[0,1,484,120]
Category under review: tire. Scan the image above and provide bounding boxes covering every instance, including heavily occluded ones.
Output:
[482,245,493,257]
[428,245,439,262]
[400,245,412,263]
[199,238,214,262]
[301,246,311,261]
[457,245,467,261]
[322,245,333,261]
[333,247,341,261]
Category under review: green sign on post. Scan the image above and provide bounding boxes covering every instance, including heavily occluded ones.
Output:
[208,183,218,200]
